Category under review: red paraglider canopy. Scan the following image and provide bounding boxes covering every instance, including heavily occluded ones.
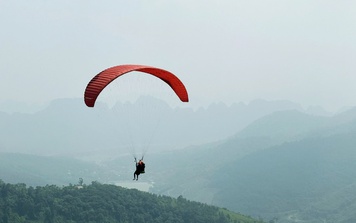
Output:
[84,64,189,107]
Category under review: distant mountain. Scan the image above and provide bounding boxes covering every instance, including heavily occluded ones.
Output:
[149,110,329,198]
[0,97,304,157]
[148,108,356,222]
[235,110,328,140]
[211,122,356,222]
[0,152,113,186]
[0,100,47,114]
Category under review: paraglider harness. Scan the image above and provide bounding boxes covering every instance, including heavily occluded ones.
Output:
[134,157,145,174]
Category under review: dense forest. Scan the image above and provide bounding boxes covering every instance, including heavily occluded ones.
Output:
[0,180,263,223]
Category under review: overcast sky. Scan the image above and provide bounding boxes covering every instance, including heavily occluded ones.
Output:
[1,0,355,112]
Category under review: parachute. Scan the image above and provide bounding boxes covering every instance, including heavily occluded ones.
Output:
[84,64,189,107]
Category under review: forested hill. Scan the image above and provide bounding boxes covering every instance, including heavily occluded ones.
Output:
[0,180,263,223]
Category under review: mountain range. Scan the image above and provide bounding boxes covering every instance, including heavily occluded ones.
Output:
[148,107,356,222]
[0,97,306,156]
[1,98,355,222]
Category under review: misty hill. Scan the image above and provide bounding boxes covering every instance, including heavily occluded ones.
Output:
[148,110,332,201]
[235,110,328,141]
[211,121,356,222]
[146,108,356,222]
[0,152,117,187]
[0,100,47,114]
[0,180,263,223]
[0,97,304,156]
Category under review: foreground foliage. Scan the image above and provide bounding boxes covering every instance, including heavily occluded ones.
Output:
[0,180,262,223]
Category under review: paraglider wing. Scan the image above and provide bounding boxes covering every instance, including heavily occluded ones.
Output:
[84,64,189,107]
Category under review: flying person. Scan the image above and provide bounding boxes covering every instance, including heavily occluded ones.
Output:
[84,65,188,181]
[133,158,145,181]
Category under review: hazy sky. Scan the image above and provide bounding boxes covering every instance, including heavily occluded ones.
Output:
[1,0,355,112]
